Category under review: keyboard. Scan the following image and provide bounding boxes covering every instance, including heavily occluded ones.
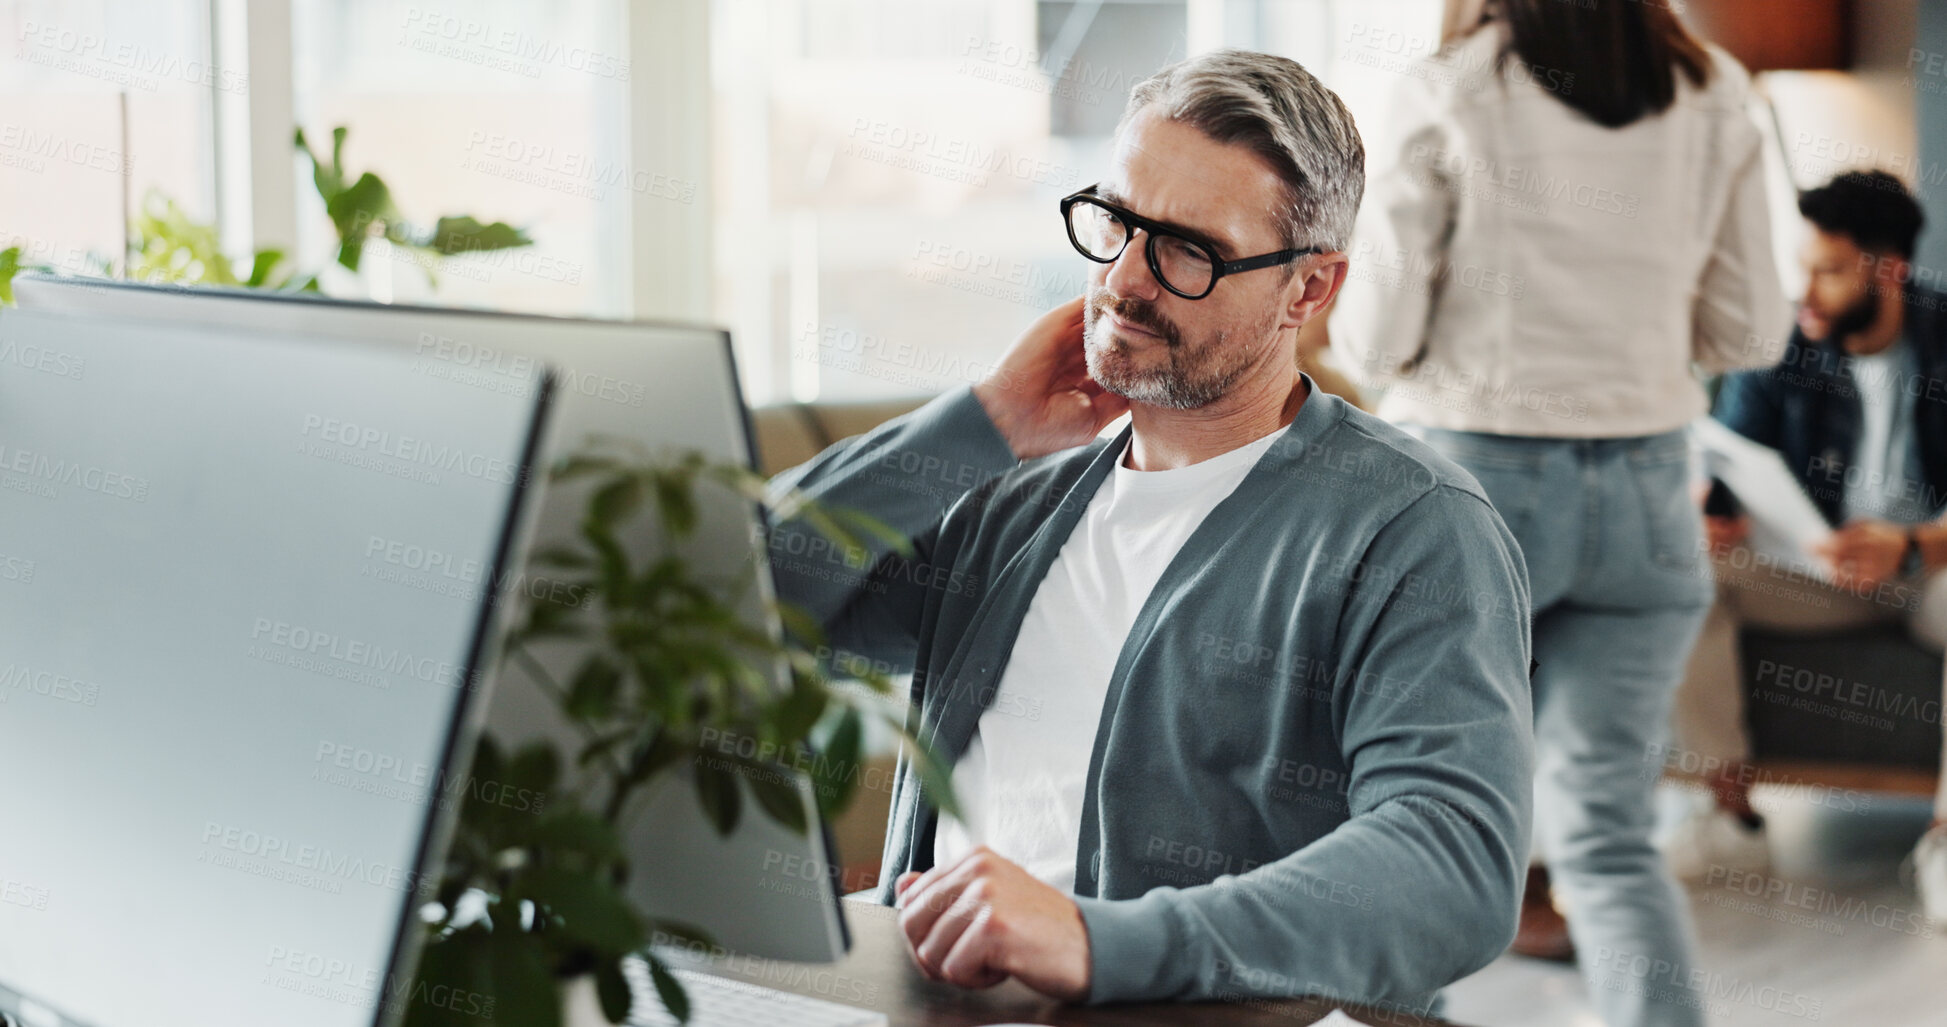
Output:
[626,963,887,1027]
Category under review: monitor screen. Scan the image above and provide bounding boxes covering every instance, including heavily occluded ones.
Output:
[9,277,850,966]
[0,307,549,1027]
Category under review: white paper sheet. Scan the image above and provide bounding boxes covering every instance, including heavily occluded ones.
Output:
[1692,417,1835,582]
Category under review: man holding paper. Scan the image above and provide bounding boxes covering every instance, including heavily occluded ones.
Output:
[1669,171,1947,920]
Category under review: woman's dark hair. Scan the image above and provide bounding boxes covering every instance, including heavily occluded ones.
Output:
[1798,170,1925,259]
[1444,0,1715,128]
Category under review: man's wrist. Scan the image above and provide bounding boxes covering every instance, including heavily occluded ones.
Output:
[969,381,1026,461]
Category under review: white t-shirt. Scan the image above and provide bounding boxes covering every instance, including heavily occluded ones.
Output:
[1843,338,1927,524]
[931,425,1285,892]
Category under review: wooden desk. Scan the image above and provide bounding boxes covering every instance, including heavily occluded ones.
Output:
[678,898,1466,1026]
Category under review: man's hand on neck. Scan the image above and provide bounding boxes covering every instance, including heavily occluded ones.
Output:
[973,297,1132,461]
[1122,363,1307,471]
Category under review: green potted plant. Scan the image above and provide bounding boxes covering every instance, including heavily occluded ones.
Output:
[400,438,955,1027]
[0,246,27,305]
[126,190,316,291]
[1,123,531,306]
[295,125,534,290]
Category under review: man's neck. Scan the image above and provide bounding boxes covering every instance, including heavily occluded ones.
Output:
[1123,367,1307,471]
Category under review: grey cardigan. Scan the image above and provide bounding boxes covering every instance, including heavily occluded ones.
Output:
[766,381,1534,1013]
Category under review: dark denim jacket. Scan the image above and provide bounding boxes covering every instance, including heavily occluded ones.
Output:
[1714,286,1947,525]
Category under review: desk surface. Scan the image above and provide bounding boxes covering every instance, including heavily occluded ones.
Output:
[681,898,1464,1026]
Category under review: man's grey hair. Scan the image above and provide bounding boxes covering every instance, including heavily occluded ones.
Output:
[1118,49,1365,253]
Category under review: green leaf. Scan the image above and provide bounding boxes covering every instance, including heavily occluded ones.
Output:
[776,605,828,650]
[505,741,561,796]
[526,809,623,861]
[621,729,689,789]
[519,595,587,640]
[488,926,561,1027]
[525,866,646,956]
[810,708,863,817]
[566,656,623,721]
[126,191,242,287]
[742,761,810,835]
[469,734,504,788]
[590,477,646,528]
[647,955,691,1024]
[330,125,349,185]
[0,247,19,306]
[530,543,594,569]
[651,472,699,536]
[770,667,828,744]
[577,724,640,770]
[294,127,344,199]
[327,172,394,271]
[827,506,913,555]
[425,215,534,257]
[244,248,286,287]
[692,760,742,835]
[399,928,488,1027]
[594,957,634,1023]
[583,523,633,597]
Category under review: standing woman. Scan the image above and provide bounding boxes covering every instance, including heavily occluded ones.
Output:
[1332,2,1787,1025]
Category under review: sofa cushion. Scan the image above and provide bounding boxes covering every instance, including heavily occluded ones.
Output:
[749,398,930,476]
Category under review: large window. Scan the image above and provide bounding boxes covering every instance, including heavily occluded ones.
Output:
[3,0,1468,405]
[708,0,1443,405]
[0,0,218,276]
[290,0,632,315]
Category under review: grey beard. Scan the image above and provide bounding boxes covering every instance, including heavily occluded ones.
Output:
[1083,318,1254,410]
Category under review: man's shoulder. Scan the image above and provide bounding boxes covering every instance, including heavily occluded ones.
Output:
[1907,286,1947,362]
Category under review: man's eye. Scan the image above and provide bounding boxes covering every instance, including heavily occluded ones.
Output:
[1162,238,1211,266]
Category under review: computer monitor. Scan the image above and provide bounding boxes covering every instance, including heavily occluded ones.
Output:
[0,307,552,1027]
[12,275,858,964]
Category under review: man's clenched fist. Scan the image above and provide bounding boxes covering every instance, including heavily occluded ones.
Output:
[893,845,1093,1001]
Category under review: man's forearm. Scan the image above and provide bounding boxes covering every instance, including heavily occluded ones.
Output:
[1074,791,1522,1010]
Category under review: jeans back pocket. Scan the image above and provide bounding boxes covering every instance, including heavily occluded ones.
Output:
[1625,432,1704,579]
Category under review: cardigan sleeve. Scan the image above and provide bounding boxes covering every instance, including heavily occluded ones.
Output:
[765,386,1017,672]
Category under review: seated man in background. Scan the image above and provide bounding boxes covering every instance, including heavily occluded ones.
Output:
[1668,171,1947,919]
[767,50,1533,1014]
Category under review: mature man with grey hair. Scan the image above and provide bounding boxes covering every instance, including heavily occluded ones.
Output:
[769,49,1534,1014]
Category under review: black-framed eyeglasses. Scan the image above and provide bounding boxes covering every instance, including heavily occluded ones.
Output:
[1060,186,1319,300]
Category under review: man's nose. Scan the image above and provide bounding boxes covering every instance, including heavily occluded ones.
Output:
[1104,230,1162,301]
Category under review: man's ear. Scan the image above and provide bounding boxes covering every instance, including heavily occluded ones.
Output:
[1278,253,1350,333]
[1875,253,1911,297]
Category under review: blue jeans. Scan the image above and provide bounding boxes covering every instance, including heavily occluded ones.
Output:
[1414,427,1712,1027]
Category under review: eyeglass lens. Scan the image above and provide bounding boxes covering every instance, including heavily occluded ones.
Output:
[1068,198,1216,296]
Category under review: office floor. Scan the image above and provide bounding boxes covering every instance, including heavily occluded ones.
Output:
[1444,787,1944,1027]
